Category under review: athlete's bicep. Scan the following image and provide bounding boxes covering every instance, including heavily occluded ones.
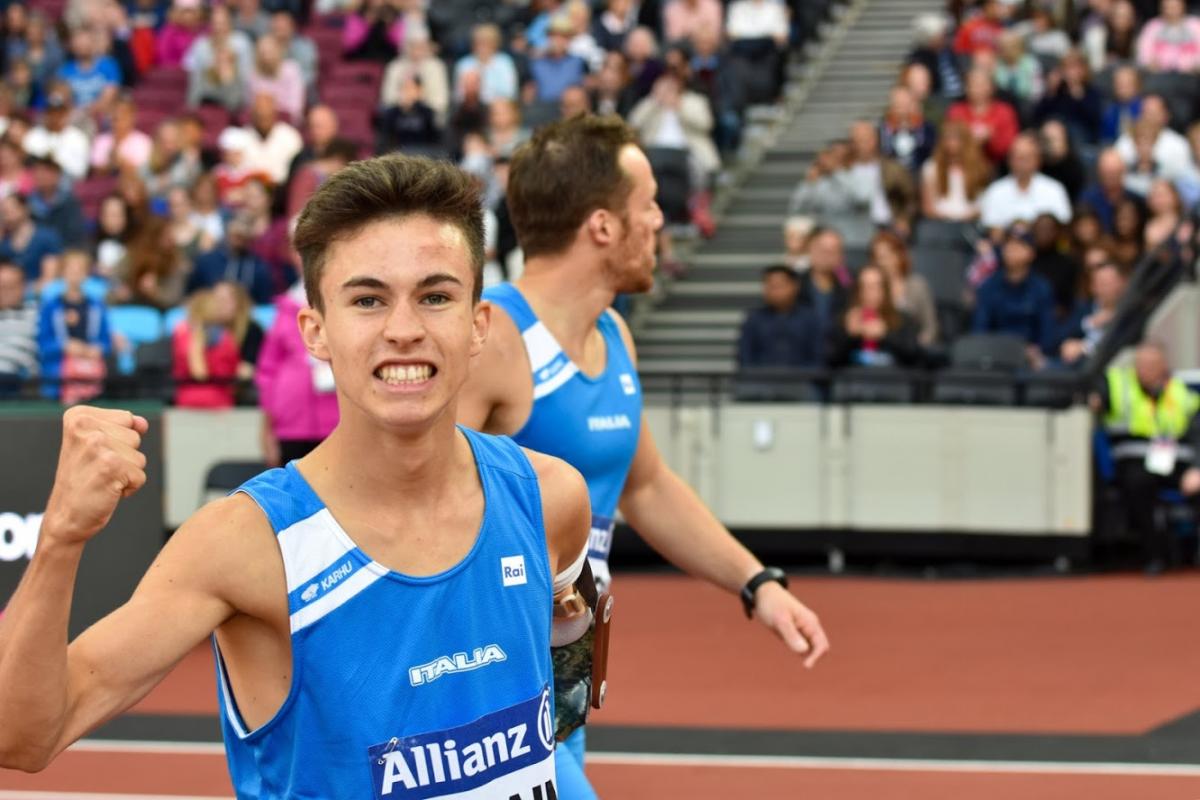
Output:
[56,495,268,753]
[619,415,668,509]
[528,451,591,575]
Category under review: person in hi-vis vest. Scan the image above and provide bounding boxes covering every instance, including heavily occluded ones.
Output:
[1094,340,1200,573]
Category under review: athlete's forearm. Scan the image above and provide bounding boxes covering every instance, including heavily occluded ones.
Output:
[620,467,762,595]
[0,535,85,770]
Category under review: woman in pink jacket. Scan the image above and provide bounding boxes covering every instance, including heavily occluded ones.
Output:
[254,283,339,465]
[1137,0,1200,73]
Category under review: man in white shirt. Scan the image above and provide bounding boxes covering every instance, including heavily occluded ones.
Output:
[979,133,1072,231]
[727,0,789,46]
[21,85,91,182]
[242,92,303,185]
[1115,94,1194,178]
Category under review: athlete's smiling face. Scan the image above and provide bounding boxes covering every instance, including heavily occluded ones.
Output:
[299,214,489,432]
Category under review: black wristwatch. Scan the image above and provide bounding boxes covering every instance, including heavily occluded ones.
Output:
[741,567,788,619]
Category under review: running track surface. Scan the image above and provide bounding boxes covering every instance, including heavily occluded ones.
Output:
[3,573,1199,798]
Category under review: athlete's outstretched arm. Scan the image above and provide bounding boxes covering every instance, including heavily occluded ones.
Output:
[608,313,829,668]
[0,407,251,771]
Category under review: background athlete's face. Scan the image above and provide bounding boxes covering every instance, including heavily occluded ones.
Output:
[604,145,662,294]
[299,214,489,432]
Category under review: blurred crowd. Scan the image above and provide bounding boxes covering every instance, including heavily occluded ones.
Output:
[739,0,1199,376]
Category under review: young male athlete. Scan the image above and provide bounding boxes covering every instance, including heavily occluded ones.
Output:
[0,156,593,799]
[459,114,832,798]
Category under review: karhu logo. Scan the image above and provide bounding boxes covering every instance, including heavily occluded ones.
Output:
[587,414,632,432]
[300,584,319,603]
[501,555,527,587]
[409,644,507,687]
[619,373,637,396]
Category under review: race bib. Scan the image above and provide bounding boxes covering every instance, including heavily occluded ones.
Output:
[587,514,614,594]
[368,686,556,800]
[1146,439,1178,476]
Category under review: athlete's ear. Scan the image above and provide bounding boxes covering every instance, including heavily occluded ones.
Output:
[586,208,614,247]
[470,299,492,358]
[298,304,331,362]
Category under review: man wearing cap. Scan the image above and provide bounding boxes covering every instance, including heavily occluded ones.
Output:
[972,223,1058,369]
[21,82,91,181]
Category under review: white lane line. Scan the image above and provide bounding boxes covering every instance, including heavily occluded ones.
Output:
[69,740,226,756]
[586,752,1200,777]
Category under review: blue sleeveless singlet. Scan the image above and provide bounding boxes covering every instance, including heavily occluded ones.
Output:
[216,428,557,800]
[483,284,641,590]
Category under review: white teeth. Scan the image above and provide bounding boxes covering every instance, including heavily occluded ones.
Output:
[377,364,432,384]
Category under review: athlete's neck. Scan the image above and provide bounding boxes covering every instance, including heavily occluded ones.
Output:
[517,254,615,353]
[308,406,469,507]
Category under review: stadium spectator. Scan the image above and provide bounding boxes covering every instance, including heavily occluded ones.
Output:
[241,92,303,185]
[342,0,404,62]
[232,0,271,40]
[953,0,1007,56]
[18,10,64,100]
[1039,119,1087,202]
[979,133,1072,231]
[625,26,666,101]
[173,286,235,409]
[269,9,317,95]
[1103,196,1148,269]
[736,265,822,369]
[188,217,275,304]
[689,24,745,154]
[920,118,989,221]
[972,224,1058,367]
[3,4,29,69]
[946,67,1019,164]
[1033,50,1102,144]
[1079,147,1143,232]
[559,84,591,118]
[454,24,518,105]
[663,0,723,45]
[827,264,923,368]
[1101,63,1143,143]
[1096,340,1200,573]
[1143,177,1185,248]
[93,194,133,281]
[782,214,815,273]
[256,280,339,464]
[0,260,37,393]
[37,248,110,402]
[1030,213,1079,315]
[879,84,935,172]
[563,1,605,73]
[1085,0,1140,71]
[1019,6,1072,61]
[527,16,587,104]
[871,231,938,346]
[1116,95,1194,177]
[446,67,487,160]
[157,0,205,69]
[628,71,719,200]
[237,178,293,291]
[901,62,946,129]
[593,0,635,53]
[0,137,33,200]
[0,192,61,284]
[183,4,253,108]
[727,0,788,48]
[57,25,120,119]
[993,29,1043,108]
[166,185,212,262]
[1060,261,1126,365]
[1136,0,1200,73]
[377,74,439,151]
[246,34,305,123]
[525,0,566,54]
[139,118,202,202]
[381,31,449,127]
[89,95,151,175]
[27,156,85,247]
[908,13,963,99]
[801,227,851,341]
[21,83,90,181]
[115,216,188,308]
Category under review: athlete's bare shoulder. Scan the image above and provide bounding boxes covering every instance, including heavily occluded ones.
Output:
[461,300,534,434]
[605,308,639,365]
[523,449,590,573]
[161,491,286,622]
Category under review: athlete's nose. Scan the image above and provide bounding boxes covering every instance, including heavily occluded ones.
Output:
[381,300,427,346]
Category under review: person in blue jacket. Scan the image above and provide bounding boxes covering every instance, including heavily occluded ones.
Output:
[972,223,1058,369]
[37,249,111,399]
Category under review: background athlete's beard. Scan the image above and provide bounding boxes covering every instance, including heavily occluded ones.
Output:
[603,225,655,294]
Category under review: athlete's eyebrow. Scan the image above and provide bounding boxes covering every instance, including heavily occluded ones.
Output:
[416,273,464,290]
[340,276,388,292]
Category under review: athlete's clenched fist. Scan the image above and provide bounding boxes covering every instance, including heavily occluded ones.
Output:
[42,406,149,546]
